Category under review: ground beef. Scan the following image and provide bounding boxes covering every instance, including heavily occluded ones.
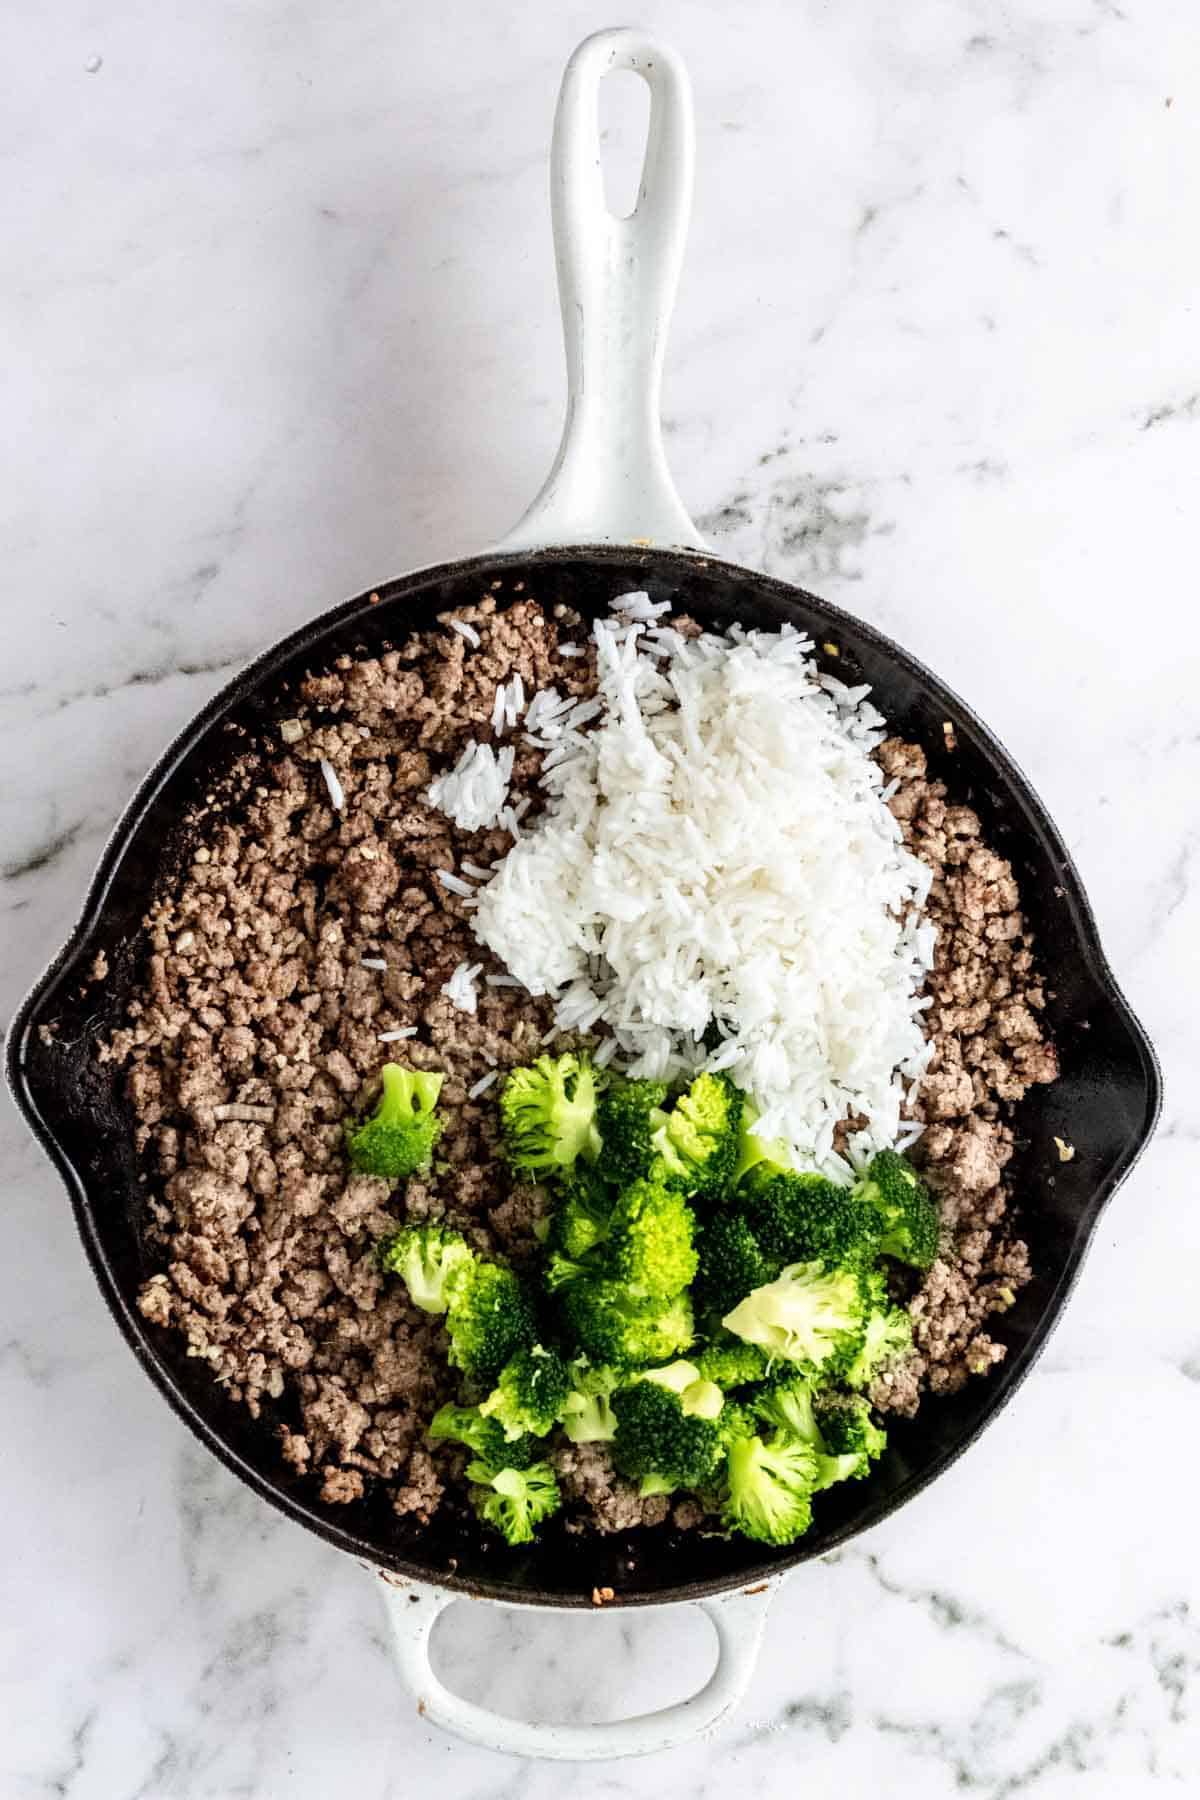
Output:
[104,593,584,1520]
[872,738,1057,1413]
[552,1441,672,1534]
[103,599,1056,1537]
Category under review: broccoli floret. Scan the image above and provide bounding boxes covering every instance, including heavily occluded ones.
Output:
[753,1372,821,1444]
[479,1346,570,1440]
[739,1170,880,1266]
[345,1064,444,1179]
[694,1212,775,1318]
[595,1079,670,1185]
[378,1222,475,1315]
[722,1260,868,1377]
[543,1249,592,1293]
[693,1339,771,1390]
[785,1178,885,1266]
[814,1394,888,1479]
[722,1430,820,1545]
[548,1177,698,1300]
[731,1098,793,1186]
[466,1459,561,1546]
[557,1359,622,1443]
[854,1150,940,1269]
[611,1380,724,1496]
[499,1053,602,1176]
[715,1398,760,1449]
[426,1402,534,1472]
[651,1072,744,1201]
[640,1360,724,1419]
[446,1260,537,1383]
[561,1279,694,1368]
[752,1376,881,1490]
[547,1163,615,1261]
[605,1179,698,1299]
[842,1281,914,1390]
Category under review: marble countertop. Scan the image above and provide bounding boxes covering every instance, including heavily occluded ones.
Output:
[3,1,1197,1792]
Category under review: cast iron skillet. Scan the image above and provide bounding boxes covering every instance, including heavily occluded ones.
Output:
[6,28,1160,1762]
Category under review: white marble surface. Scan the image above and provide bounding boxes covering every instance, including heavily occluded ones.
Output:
[3,0,1198,1791]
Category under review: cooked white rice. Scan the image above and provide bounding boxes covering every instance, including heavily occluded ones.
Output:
[441,960,483,1014]
[611,589,672,621]
[504,673,525,731]
[319,758,345,812]
[426,740,514,831]
[472,607,937,1172]
[435,869,476,898]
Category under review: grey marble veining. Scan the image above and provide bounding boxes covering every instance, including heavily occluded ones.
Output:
[3,0,1197,1792]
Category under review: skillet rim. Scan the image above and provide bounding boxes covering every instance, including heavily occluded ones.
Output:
[6,542,1162,1609]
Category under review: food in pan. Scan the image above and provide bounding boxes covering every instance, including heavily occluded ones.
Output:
[367,1059,937,1546]
[103,583,1057,1542]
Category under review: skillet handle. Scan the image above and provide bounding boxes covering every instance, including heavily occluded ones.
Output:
[498,27,704,553]
[378,1573,778,1760]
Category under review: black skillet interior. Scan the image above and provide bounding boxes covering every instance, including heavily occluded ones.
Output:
[9,545,1161,1609]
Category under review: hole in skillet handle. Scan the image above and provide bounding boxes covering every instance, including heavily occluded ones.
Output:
[431,1596,717,1724]
[598,67,652,218]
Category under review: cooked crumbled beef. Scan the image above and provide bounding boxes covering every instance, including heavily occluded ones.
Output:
[875,738,1057,1411]
[320,1465,365,1506]
[103,602,1056,1536]
[105,596,563,1518]
[552,1441,672,1534]
[488,1181,554,1268]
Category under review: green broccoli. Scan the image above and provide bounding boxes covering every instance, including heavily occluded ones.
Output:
[651,1072,744,1201]
[557,1359,622,1443]
[499,1053,602,1176]
[721,1430,820,1545]
[722,1260,869,1377]
[853,1150,940,1269]
[542,1249,593,1293]
[466,1459,561,1546]
[842,1275,914,1390]
[378,1222,475,1315]
[640,1360,724,1419]
[753,1376,884,1489]
[605,1179,698,1300]
[426,1402,534,1472]
[547,1163,615,1261]
[785,1176,885,1266]
[694,1212,775,1319]
[714,1399,761,1452]
[731,1098,793,1186]
[547,1177,697,1301]
[561,1278,695,1368]
[595,1079,670,1185]
[752,1371,821,1444]
[611,1380,725,1497]
[693,1339,771,1390]
[479,1346,570,1440]
[739,1169,880,1267]
[345,1064,444,1179]
[446,1260,537,1384]
[813,1394,888,1480]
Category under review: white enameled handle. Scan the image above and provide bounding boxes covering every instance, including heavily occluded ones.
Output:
[500,27,704,552]
[379,1575,779,1760]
